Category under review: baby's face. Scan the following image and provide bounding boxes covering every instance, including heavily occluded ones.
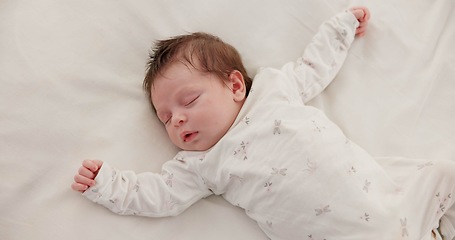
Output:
[151,62,245,151]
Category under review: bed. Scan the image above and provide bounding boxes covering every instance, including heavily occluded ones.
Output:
[1,0,454,239]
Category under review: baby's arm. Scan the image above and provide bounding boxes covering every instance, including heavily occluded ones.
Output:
[72,158,211,217]
[282,7,370,103]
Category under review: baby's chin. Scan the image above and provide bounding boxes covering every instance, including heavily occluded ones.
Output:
[180,146,211,152]
[178,141,216,152]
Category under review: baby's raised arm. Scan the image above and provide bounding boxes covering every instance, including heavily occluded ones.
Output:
[71,159,103,193]
[281,7,370,103]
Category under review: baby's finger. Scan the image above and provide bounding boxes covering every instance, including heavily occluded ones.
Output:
[357,29,367,37]
[82,159,99,172]
[78,166,95,179]
[354,26,367,37]
[351,9,365,21]
[92,160,103,169]
[356,26,366,34]
[74,174,96,187]
[359,21,368,28]
[350,6,371,22]
[363,7,371,21]
[71,182,89,193]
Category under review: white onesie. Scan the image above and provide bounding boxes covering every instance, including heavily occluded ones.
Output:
[83,11,455,240]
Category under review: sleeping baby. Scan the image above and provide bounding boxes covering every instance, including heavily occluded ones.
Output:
[71,6,455,240]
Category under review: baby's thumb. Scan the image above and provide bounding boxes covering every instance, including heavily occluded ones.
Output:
[92,160,104,172]
[350,9,365,21]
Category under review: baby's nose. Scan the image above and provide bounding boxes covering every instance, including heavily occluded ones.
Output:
[173,114,187,127]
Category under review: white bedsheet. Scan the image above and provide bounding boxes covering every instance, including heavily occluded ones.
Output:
[1,0,454,239]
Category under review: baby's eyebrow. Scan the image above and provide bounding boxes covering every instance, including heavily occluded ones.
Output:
[175,87,200,103]
[176,86,197,96]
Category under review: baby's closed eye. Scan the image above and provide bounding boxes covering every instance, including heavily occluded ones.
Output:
[184,95,200,106]
[185,96,199,106]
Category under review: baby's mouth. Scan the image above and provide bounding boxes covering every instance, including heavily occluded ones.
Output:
[181,131,199,142]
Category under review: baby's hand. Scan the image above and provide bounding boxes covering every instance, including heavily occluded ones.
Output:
[350,6,371,37]
[71,159,103,193]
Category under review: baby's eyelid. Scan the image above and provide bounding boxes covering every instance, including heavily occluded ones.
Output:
[164,115,172,124]
[159,114,171,125]
[185,95,200,106]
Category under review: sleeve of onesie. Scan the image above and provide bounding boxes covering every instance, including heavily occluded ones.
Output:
[82,157,212,217]
[280,11,359,103]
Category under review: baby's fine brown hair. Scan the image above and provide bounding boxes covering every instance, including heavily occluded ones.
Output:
[143,32,252,106]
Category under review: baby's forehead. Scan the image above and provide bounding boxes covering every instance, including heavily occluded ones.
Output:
[152,62,195,92]
[155,59,205,84]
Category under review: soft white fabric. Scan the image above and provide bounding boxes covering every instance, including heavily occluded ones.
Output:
[1,0,455,240]
[83,12,455,240]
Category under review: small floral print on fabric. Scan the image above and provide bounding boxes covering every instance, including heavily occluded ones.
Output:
[244,116,250,125]
[301,158,318,174]
[271,168,287,176]
[360,213,370,222]
[436,192,452,214]
[315,205,331,216]
[273,120,282,135]
[264,181,273,192]
[400,218,409,237]
[417,161,433,170]
[233,141,249,160]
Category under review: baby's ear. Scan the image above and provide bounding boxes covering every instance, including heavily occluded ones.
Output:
[228,70,246,102]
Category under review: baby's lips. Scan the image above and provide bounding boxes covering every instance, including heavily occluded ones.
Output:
[181,131,198,142]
